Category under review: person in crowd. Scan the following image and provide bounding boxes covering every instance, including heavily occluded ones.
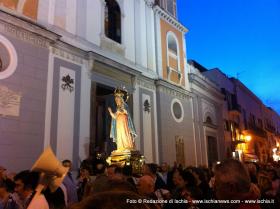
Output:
[106,165,124,181]
[43,186,65,209]
[106,165,118,180]
[257,170,279,209]
[266,169,280,197]
[181,186,203,209]
[0,167,6,183]
[100,179,137,193]
[0,179,19,209]
[245,163,258,184]
[77,165,92,201]
[143,164,167,190]
[191,168,211,198]
[14,170,49,209]
[69,191,160,209]
[136,175,157,200]
[159,163,169,185]
[257,170,272,198]
[122,165,137,188]
[164,169,197,209]
[62,160,78,206]
[83,162,109,196]
[214,159,261,209]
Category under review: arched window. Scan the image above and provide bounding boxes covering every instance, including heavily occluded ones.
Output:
[105,0,121,44]
[167,32,179,71]
[206,116,213,124]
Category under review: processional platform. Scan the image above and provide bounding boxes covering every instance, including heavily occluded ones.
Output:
[107,150,144,175]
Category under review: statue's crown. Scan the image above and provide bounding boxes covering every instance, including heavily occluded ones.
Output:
[114,88,125,97]
[114,87,129,101]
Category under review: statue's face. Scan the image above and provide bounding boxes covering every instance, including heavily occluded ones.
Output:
[115,97,123,106]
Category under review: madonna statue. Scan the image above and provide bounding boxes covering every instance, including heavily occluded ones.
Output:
[108,88,137,152]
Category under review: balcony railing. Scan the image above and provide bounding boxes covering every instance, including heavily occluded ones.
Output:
[247,123,267,138]
[265,124,276,133]
[229,103,242,115]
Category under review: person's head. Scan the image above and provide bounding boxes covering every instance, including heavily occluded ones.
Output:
[107,165,124,181]
[173,169,196,189]
[122,165,133,177]
[14,171,39,199]
[137,175,155,196]
[245,163,257,176]
[104,179,137,193]
[95,163,106,175]
[172,169,185,189]
[257,170,271,193]
[214,159,251,200]
[79,166,91,179]
[62,159,72,170]
[161,163,169,173]
[267,169,278,181]
[107,165,117,179]
[0,179,15,198]
[0,166,6,180]
[191,168,207,184]
[69,191,157,209]
[182,186,203,205]
[143,164,157,177]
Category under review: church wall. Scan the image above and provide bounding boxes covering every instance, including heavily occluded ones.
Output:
[156,86,196,166]
[0,26,48,172]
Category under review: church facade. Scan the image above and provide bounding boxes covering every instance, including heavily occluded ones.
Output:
[0,0,226,171]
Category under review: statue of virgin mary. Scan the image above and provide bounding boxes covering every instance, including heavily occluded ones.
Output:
[108,88,137,152]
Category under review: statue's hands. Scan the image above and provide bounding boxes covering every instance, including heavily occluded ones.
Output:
[108,107,112,113]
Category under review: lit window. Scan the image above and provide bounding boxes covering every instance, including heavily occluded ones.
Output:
[104,0,121,44]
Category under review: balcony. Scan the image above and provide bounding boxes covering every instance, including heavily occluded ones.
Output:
[228,103,242,115]
[245,123,267,138]
[265,124,276,133]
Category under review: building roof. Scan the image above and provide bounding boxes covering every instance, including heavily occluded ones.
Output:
[188,60,208,72]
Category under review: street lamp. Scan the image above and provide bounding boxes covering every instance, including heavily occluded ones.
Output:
[245,135,252,142]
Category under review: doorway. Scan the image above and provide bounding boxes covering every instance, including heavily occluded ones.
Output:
[207,136,218,167]
[90,82,134,157]
[90,83,115,156]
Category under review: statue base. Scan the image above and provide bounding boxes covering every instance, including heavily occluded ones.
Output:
[106,150,144,175]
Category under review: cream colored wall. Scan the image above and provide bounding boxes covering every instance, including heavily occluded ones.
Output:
[160,19,185,86]
[0,0,39,20]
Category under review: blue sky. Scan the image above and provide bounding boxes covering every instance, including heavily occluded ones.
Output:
[177,0,280,114]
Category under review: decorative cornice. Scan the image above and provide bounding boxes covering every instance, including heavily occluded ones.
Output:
[191,88,224,107]
[137,76,156,90]
[144,0,155,8]
[88,51,142,77]
[156,79,191,100]
[100,34,126,57]
[51,47,84,65]
[154,6,188,33]
[203,122,218,129]
[0,10,60,46]
[189,73,224,100]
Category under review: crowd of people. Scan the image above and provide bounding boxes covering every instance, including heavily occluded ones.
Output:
[0,158,279,209]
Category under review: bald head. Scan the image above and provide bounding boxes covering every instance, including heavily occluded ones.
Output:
[137,175,155,196]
